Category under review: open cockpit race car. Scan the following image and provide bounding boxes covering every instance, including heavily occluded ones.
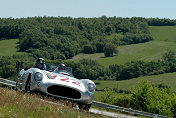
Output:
[16,63,96,110]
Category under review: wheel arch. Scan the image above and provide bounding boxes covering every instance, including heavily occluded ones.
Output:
[25,73,32,92]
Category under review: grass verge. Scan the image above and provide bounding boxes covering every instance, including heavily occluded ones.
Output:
[0,87,105,118]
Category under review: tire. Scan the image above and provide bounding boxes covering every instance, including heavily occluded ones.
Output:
[78,104,91,111]
[25,75,31,93]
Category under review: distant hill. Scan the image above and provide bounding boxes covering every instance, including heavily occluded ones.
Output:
[70,26,176,66]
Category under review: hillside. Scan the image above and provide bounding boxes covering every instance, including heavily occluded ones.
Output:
[70,26,176,66]
[0,87,103,118]
[149,26,176,41]
[94,72,176,91]
[94,72,176,100]
[0,39,25,57]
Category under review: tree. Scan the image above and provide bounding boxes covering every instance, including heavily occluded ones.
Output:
[161,50,176,72]
[83,44,97,54]
[103,43,118,57]
[131,80,176,116]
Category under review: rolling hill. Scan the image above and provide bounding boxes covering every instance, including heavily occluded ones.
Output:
[70,26,176,66]
[1,26,176,65]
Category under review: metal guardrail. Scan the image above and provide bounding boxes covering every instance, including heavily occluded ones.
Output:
[0,78,16,87]
[0,78,170,118]
[92,101,169,118]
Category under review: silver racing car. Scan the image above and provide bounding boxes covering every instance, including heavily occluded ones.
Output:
[16,64,96,110]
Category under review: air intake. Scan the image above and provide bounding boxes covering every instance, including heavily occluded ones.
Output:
[47,85,81,99]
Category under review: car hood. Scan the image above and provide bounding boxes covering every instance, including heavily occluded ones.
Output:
[41,71,87,92]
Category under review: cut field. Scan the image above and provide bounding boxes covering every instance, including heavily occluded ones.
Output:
[0,39,25,56]
[70,26,176,67]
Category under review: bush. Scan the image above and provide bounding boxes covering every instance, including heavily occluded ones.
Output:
[0,54,35,80]
[100,80,176,117]
[103,43,118,57]
[131,80,176,116]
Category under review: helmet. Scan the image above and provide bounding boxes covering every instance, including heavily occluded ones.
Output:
[58,64,66,71]
[36,58,45,64]
[35,58,45,69]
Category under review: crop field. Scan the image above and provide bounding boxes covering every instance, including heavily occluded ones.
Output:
[0,39,25,56]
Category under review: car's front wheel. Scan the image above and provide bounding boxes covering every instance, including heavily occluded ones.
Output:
[78,104,91,111]
[25,76,31,93]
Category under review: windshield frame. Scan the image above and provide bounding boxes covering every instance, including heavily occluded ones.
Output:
[45,63,74,77]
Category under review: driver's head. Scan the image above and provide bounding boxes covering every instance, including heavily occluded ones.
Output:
[58,64,66,71]
[35,58,45,69]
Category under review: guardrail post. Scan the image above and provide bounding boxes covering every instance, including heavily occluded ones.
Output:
[16,61,23,75]
[154,114,158,118]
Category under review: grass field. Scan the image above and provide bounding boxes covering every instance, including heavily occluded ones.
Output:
[70,26,176,67]
[0,39,25,56]
[93,72,176,100]
[149,26,176,41]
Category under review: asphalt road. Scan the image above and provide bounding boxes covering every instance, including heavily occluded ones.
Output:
[90,108,139,118]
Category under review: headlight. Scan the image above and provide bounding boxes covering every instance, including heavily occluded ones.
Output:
[34,72,43,82]
[88,83,95,92]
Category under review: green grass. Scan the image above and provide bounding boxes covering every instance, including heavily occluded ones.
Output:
[70,40,176,66]
[0,39,25,56]
[93,72,176,100]
[149,26,176,41]
[69,26,176,67]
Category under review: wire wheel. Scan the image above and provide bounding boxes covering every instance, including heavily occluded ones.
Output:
[25,77,31,93]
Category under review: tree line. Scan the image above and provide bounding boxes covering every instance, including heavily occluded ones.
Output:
[0,16,155,59]
[1,17,175,59]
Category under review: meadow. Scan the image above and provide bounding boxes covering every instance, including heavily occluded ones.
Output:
[71,26,176,66]
[93,72,176,100]
[149,26,176,41]
[0,39,25,57]
[92,26,176,100]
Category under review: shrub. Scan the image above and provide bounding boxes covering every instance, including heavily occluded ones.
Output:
[100,80,176,117]
[103,43,118,57]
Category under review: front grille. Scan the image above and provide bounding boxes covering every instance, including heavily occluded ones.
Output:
[47,85,81,99]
